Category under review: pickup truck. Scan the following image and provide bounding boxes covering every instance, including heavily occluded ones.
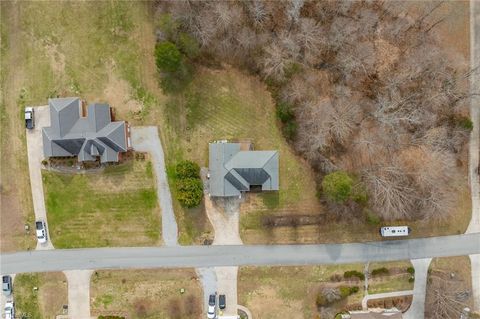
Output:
[25,107,35,129]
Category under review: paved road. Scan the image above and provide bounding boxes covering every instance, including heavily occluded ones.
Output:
[26,106,54,250]
[468,0,480,311]
[2,233,479,275]
[131,127,178,246]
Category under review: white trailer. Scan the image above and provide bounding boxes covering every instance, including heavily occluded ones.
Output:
[380,226,411,237]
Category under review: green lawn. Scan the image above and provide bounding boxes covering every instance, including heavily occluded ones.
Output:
[14,272,68,319]
[159,66,321,244]
[43,160,161,248]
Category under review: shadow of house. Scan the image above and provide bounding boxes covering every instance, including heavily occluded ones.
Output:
[42,97,131,164]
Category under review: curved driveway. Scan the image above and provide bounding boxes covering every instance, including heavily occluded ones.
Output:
[2,233,479,275]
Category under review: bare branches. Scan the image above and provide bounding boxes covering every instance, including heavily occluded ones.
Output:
[426,275,470,319]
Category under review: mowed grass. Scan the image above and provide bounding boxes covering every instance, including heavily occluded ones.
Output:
[90,269,202,319]
[161,66,320,244]
[43,160,161,248]
[1,1,163,251]
[14,272,68,319]
[238,265,366,319]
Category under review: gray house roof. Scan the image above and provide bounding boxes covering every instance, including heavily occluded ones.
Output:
[209,142,279,197]
[42,97,128,163]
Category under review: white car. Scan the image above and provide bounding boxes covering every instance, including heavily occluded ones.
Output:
[36,220,47,244]
[207,305,216,319]
[5,301,14,319]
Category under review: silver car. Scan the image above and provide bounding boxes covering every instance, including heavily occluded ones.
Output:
[36,220,47,244]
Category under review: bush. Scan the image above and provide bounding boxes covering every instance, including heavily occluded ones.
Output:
[339,286,359,298]
[276,102,295,123]
[455,115,473,131]
[282,121,297,140]
[176,177,203,208]
[408,277,415,283]
[344,270,365,280]
[371,267,389,276]
[407,266,415,275]
[178,33,199,59]
[365,210,381,225]
[155,41,182,72]
[175,160,200,179]
[322,171,354,203]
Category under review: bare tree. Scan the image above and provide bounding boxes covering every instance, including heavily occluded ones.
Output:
[426,276,470,319]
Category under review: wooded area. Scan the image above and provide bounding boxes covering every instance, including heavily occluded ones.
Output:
[155,0,472,221]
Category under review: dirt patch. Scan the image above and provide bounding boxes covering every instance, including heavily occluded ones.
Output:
[247,286,303,319]
[43,42,66,76]
[103,62,143,120]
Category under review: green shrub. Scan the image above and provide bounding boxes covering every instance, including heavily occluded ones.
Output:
[371,267,389,276]
[178,33,199,59]
[316,293,328,307]
[408,277,415,283]
[176,177,203,208]
[282,121,297,140]
[155,41,182,72]
[407,266,415,275]
[343,270,365,280]
[339,286,359,298]
[455,115,473,131]
[276,102,295,123]
[322,171,354,203]
[365,210,381,225]
[157,14,179,40]
[175,160,200,179]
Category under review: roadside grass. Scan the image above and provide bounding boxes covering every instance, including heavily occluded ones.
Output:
[367,260,413,294]
[240,183,471,244]
[43,160,161,248]
[14,272,68,319]
[238,265,366,319]
[90,269,202,319]
[160,66,321,244]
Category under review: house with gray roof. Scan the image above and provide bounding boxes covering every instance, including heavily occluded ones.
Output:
[42,97,130,163]
[208,141,279,197]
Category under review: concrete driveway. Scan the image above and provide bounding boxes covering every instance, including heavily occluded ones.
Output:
[403,258,431,319]
[26,106,54,250]
[63,270,93,319]
[131,127,178,246]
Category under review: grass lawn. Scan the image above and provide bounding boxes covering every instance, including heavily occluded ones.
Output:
[367,260,413,294]
[14,272,68,319]
[43,160,161,248]
[0,1,164,251]
[159,66,321,244]
[90,269,202,319]
[238,265,366,319]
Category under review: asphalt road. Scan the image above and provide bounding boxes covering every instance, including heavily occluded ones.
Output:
[2,233,479,275]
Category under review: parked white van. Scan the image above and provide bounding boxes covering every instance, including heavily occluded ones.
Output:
[380,226,411,237]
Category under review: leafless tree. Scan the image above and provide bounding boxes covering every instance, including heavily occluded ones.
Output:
[426,276,470,319]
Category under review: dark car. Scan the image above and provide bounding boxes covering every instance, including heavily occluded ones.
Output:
[2,275,12,296]
[219,294,226,310]
[25,107,35,129]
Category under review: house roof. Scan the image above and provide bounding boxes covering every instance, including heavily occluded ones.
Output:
[42,97,127,163]
[209,142,279,197]
[349,311,403,319]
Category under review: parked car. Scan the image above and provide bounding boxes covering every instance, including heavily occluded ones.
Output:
[4,301,14,319]
[219,294,226,310]
[207,294,216,319]
[36,220,47,244]
[25,107,35,129]
[2,275,12,296]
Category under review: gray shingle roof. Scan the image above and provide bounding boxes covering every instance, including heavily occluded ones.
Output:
[209,142,279,197]
[42,97,128,163]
